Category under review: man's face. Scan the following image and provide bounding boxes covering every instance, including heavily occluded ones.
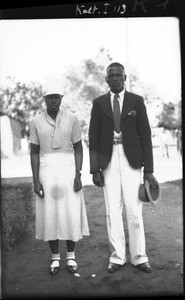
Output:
[44,94,62,112]
[105,66,126,94]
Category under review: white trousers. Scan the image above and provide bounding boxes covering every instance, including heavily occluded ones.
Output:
[102,144,148,266]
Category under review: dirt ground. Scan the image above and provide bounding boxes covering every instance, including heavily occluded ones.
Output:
[1,179,183,299]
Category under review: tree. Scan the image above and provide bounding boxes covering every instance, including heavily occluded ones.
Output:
[129,71,163,127]
[157,101,181,130]
[3,47,181,150]
[0,48,113,145]
[0,77,43,137]
[129,70,182,131]
[62,48,112,139]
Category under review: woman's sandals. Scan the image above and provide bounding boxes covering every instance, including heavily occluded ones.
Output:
[49,258,60,275]
[66,258,78,274]
[49,252,78,275]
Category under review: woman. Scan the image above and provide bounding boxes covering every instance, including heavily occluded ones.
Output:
[29,87,89,276]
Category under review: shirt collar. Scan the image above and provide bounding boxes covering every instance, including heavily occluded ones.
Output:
[110,89,125,103]
[45,108,63,125]
[44,108,63,148]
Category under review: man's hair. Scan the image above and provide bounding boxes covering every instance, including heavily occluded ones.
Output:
[106,62,125,75]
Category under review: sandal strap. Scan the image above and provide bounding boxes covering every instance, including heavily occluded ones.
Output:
[50,260,60,268]
[66,259,77,267]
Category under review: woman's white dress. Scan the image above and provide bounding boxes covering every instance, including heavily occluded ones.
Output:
[29,109,89,242]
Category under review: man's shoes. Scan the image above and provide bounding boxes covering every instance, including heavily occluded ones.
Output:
[135,262,152,273]
[49,259,60,275]
[108,262,123,273]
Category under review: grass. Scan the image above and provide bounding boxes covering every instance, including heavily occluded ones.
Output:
[1,182,34,250]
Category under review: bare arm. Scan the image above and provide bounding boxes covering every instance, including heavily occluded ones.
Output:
[30,143,44,198]
[89,101,104,187]
[73,140,83,192]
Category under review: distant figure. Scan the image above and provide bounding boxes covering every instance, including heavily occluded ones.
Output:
[89,62,158,274]
[29,87,89,276]
[176,129,182,156]
[159,129,169,159]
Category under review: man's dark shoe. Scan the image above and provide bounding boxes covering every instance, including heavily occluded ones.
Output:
[108,262,123,273]
[135,262,152,273]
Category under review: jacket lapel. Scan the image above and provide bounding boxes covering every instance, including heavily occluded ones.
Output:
[98,91,137,121]
[121,91,137,120]
[99,92,113,120]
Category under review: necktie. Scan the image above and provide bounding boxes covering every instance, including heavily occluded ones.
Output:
[113,94,121,133]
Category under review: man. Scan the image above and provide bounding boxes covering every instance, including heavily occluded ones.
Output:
[89,62,157,273]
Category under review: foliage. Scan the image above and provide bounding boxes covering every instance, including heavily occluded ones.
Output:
[0,48,112,140]
[157,101,181,130]
[0,77,43,137]
[0,48,181,140]
[130,71,181,130]
[130,72,163,127]
[1,182,34,251]
[62,48,112,137]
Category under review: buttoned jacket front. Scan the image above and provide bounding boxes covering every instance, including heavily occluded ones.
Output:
[89,90,153,174]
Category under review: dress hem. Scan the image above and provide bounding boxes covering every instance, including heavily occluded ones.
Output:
[35,233,90,242]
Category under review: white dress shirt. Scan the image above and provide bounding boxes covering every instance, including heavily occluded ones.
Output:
[110,90,125,138]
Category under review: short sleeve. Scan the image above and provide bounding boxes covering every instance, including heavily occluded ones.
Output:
[71,115,82,144]
[29,118,39,145]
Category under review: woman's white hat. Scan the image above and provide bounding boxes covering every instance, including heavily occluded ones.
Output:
[43,87,64,97]
[42,77,64,96]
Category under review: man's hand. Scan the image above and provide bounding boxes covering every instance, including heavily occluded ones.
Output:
[144,172,158,188]
[34,181,44,198]
[74,172,82,192]
[93,172,104,187]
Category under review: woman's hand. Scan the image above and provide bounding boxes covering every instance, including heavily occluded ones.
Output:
[34,181,44,198]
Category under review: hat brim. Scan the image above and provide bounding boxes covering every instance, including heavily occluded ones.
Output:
[43,93,63,97]
[42,87,64,97]
[139,179,160,207]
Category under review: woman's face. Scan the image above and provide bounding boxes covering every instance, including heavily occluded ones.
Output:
[44,94,62,112]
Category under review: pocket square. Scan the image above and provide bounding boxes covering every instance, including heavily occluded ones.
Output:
[128,110,137,117]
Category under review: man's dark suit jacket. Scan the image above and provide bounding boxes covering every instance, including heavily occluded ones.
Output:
[89,90,153,174]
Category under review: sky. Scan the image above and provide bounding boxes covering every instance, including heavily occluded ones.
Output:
[0,17,181,103]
